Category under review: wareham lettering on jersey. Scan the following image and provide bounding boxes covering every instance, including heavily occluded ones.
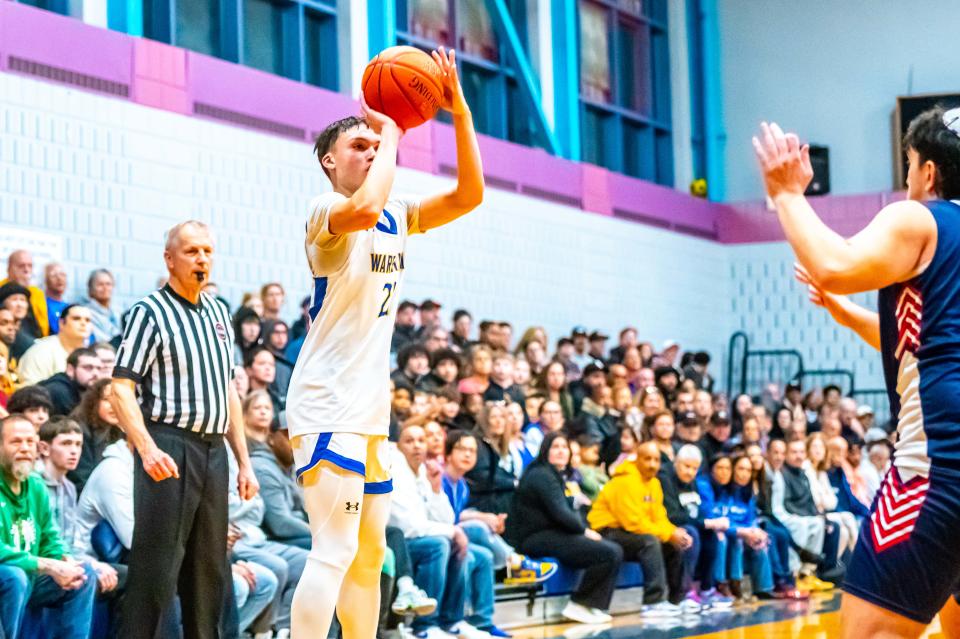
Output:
[370,252,405,274]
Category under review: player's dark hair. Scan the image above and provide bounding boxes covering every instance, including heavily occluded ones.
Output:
[313,116,367,179]
[903,105,960,199]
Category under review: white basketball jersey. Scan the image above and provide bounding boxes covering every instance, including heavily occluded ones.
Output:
[286,191,421,437]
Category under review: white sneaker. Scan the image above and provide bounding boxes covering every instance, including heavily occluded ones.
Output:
[393,587,439,616]
[419,626,457,639]
[678,597,703,614]
[561,601,607,624]
[448,621,492,639]
[587,608,612,623]
[641,601,683,617]
[275,630,291,639]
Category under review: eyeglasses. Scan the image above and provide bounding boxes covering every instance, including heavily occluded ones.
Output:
[945,107,960,137]
[453,445,477,453]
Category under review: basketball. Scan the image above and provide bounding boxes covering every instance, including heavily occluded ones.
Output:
[362,46,444,131]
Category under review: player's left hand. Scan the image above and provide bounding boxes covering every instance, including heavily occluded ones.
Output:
[752,122,814,199]
[237,463,260,501]
[432,47,468,116]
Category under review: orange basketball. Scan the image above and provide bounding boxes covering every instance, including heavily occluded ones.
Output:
[362,46,444,131]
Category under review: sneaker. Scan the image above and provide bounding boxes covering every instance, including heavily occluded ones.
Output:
[587,608,613,623]
[678,597,704,614]
[417,627,457,639]
[797,574,835,592]
[504,556,558,585]
[641,601,683,617]
[393,587,438,616]
[701,588,735,609]
[561,601,608,624]
[448,621,492,639]
[481,625,512,638]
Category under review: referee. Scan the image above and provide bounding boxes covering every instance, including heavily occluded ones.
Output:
[110,220,259,639]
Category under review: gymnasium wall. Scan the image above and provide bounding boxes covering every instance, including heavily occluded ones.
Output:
[0,71,736,366]
[717,0,960,202]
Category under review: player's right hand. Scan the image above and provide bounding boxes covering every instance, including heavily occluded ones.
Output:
[359,92,402,138]
[140,440,179,482]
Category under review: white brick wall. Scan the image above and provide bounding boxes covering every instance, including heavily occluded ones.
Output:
[0,72,882,391]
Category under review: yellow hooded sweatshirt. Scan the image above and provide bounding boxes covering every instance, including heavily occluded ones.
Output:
[587,459,676,542]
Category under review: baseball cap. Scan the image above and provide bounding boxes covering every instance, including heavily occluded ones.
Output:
[589,330,609,341]
[864,427,889,445]
[571,325,588,337]
[711,410,731,425]
[679,411,699,426]
[856,405,874,417]
[662,339,680,351]
[420,299,441,311]
[582,362,607,377]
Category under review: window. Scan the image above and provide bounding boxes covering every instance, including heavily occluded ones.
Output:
[578,0,672,185]
[141,0,338,92]
[396,0,538,147]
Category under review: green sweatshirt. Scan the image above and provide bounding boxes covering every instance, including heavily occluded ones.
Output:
[0,471,68,573]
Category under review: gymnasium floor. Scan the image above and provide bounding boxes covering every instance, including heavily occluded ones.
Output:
[512,594,945,639]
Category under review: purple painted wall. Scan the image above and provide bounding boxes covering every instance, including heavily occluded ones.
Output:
[0,1,904,245]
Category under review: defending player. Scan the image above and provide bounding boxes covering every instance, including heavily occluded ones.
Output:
[753,107,960,638]
[285,47,482,639]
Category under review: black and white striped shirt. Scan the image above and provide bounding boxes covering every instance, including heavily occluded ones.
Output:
[114,285,235,436]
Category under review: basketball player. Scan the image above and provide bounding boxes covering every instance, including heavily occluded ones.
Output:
[753,107,960,638]
[286,47,483,639]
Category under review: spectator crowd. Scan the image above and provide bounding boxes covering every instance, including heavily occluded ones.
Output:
[0,248,896,638]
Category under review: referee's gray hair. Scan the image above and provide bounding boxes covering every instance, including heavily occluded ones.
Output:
[165,220,213,251]
[676,444,703,464]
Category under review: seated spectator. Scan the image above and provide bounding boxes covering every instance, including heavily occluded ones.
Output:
[483,353,524,405]
[0,308,21,383]
[18,305,94,386]
[805,434,858,560]
[773,440,836,592]
[423,326,451,354]
[423,420,447,468]
[575,435,609,501]
[390,423,489,639]
[245,346,285,421]
[0,343,14,412]
[699,411,733,466]
[588,441,693,616]
[232,306,262,366]
[391,300,419,355]
[39,346,101,417]
[6,385,53,431]
[425,349,461,394]
[450,309,472,353]
[393,343,431,393]
[608,425,639,475]
[443,430,555,609]
[659,445,732,608]
[81,269,122,343]
[261,319,294,399]
[260,282,285,321]
[72,439,134,568]
[645,410,680,467]
[3,250,49,340]
[522,399,563,458]
[227,445,306,635]
[466,403,520,514]
[503,401,529,475]
[226,523,279,636]
[830,435,870,508]
[638,386,664,420]
[726,454,778,600]
[728,412,763,450]
[676,411,703,445]
[436,387,464,431]
[860,427,892,504]
[0,282,35,360]
[459,346,493,395]
[92,342,116,381]
[537,361,574,421]
[68,378,124,493]
[825,436,871,521]
[43,263,69,335]
[0,414,97,639]
[505,432,623,625]
[570,362,607,416]
[244,391,310,548]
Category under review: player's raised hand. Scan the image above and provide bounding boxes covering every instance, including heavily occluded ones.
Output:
[359,91,402,137]
[795,263,851,324]
[752,122,814,199]
[431,47,468,115]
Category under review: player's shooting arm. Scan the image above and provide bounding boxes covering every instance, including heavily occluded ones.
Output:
[327,123,402,235]
[417,48,484,232]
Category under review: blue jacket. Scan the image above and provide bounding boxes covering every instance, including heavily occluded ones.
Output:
[827,467,870,519]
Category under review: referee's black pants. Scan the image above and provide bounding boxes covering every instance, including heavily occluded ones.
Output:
[120,425,230,639]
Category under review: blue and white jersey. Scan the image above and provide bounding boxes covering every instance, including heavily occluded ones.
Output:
[879,199,960,481]
[286,191,422,437]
